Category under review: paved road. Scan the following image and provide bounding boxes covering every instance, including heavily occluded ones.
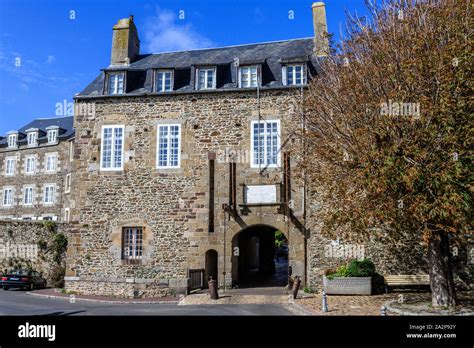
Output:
[0,288,292,316]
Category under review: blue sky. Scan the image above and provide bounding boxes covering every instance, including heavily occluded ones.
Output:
[0,0,369,135]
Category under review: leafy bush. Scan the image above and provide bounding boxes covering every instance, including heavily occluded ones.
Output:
[326,259,375,279]
[50,264,65,288]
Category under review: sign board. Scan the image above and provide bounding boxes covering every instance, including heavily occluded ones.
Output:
[244,185,277,204]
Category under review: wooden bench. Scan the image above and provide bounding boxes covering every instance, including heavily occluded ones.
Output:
[384,274,430,293]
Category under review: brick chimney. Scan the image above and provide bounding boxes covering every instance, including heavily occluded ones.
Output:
[110,15,140,66]
[312,2,329,56]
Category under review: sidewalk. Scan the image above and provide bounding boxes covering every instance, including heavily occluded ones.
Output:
[26,288,180,304]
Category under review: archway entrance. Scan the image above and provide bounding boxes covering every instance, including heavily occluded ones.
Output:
[204,249,218,288]
[232,225,288,288]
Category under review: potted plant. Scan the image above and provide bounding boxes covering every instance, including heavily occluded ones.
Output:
[323,259,375,295]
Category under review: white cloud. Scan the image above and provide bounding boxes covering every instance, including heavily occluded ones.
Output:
[46,55,55,64]
[144,7,214,53]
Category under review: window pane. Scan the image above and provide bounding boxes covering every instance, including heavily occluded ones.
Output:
[114,127,123,168]
[102,128,113,168]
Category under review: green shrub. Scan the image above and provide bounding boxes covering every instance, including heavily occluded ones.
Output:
[326,259,376,279]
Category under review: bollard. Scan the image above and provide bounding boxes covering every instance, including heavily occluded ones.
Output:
[208,276,219,300]
[287,266,293,290]
[380,305,387,316]
[322,291,329,312]
[291,276,301,299]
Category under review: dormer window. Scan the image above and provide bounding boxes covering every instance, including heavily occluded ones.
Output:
[108,73,125,95]
[47,128,58,144]
[27,132,37,146]
[7,133,17,148]
[239,66,259,88]
[156,70,173,92]
[196,67,216,90]
[26,129,38,147]
[283,64,306,86]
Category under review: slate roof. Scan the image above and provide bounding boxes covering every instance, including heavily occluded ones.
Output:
[0,116,75,147]
[77,38,319,98]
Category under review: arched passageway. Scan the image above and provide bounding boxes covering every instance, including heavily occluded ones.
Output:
[231,225,288,288]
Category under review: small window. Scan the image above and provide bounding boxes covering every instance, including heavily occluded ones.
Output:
[122,227,143,260]
[157,124,181,168]
[100,125,125,171]
[108,73,125,95]
[284,64,306,86]
[44,185,55,204]
[196,67,216,90]
[46,155,57,172]
[69,141,74,161]
[156,70,173,92]
[47,130,58,144]
[251,120,281,168]
[3,188,13,207]
[7,134,17,148]
[24,187,34,205]
[5,158,15,176]
[64,208,70,222]
[25,156,36,174]
[65,173,72,193]
[239,66,259,88]
[27,132,37,146]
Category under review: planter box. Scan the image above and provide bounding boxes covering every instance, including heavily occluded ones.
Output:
[323,276,372,295]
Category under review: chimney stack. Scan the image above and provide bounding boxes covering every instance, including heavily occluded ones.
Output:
[312,2,329,56]
[110,15,140,66]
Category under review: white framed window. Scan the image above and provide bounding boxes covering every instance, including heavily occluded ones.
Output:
[24,187,34,205]
[108,73,125,95]
[100,125,125,171]
[46,155,57,172]
[43,185,55,205]
[156,70,173,92]
[283,64,306,86]
[27,132,37,146]
[69,140,74,161]
[7,134,17,148]
[5,158,15,176]
[157,124,181,168]
[64,208,70,222]
[239,66,259,88]
[250,120,281,168]
[47,129,58,143]
[122,227,143,260]
[65,173,72,193]
[196,67,216,90]
[3,188,13,207]
[25,156,36,174]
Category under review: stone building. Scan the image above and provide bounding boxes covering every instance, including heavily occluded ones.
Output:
[0,116,75,222]
[64,3,464,298]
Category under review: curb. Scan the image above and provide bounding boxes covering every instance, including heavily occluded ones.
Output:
[26,291,179,304]
[384,299,473,316]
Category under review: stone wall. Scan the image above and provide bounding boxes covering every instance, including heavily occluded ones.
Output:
[0,221,72,284]
[68,89,308,297]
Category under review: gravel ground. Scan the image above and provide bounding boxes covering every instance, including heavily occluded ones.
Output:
[298,292,474,316]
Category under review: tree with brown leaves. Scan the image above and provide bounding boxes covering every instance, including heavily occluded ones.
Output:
[302,0,472,307]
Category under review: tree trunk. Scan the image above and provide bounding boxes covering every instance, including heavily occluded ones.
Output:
[428,230,457,307]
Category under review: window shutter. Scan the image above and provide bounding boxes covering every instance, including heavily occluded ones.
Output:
[212,67,217,89]
[282,66,287,86]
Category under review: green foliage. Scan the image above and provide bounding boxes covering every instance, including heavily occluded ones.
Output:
[52,233,68,264]
[50,264,65,288]
[326,259,376,279]
[42,221,57,233]
[274,230,287,249]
